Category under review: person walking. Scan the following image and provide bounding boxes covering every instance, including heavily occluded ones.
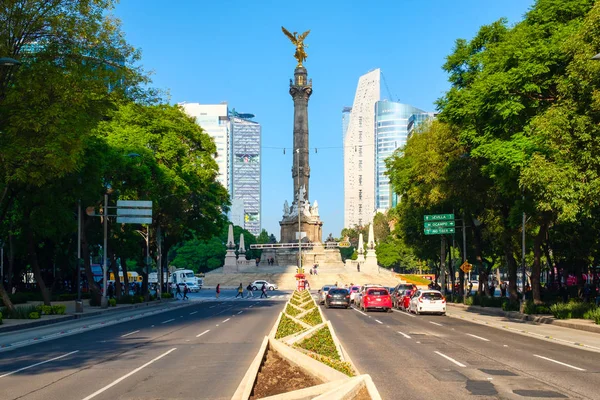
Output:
[216,283,220,299]
[357,263,360,272]
[246,283,254,297]
[176,283,182,299]
[183,284,189,300]
[260,283,268,298]
[236,283,244,298]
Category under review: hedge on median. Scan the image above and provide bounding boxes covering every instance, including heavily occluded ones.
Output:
[275,313,306,339]
[300,307,322,326]
[296,326,339,360]
[285,304,301,317]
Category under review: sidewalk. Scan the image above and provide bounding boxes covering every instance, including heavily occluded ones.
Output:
[0,298,175,333]
[447,303,600,353]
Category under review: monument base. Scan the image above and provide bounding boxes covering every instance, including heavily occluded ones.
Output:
[223,250,238,273]
[279,214,323,244]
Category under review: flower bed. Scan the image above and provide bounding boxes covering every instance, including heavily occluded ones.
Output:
[301,300,316,310]
[308,353,355,377]
[301,307,323,326]
[275,313,305,339]
[297,326,339,360]
[285,304,301,317]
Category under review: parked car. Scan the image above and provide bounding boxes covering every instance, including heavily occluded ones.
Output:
[318,285,337,305]
[325,288,350,309]
[409,290,446,315]
[349,285,361,304]
[251,280,278,291]
[359,287,392,312]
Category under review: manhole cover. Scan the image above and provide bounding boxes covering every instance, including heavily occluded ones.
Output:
[479,368,518,376]
[466,380,497,396]
[513,390,568,398]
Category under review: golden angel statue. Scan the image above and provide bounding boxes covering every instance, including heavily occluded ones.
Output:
[281,26,310,66]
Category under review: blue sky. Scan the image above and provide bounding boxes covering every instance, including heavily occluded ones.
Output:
[114,0,535,240]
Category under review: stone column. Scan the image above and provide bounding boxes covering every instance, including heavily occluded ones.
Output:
[290,67,312,201]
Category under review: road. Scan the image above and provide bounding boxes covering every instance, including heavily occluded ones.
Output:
[0,297,284,400]
[322,303,600,400]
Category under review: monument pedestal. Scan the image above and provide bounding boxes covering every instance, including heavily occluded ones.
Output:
[223,249,238,273]
[279,213,323,244]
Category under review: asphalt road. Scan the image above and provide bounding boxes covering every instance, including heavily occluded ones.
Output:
[0,299,283,400]
[322,303,600,400]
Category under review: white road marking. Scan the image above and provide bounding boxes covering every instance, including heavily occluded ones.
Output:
[209,306,216,309]
[237,311,243,315]
[161,319,175,324]
[503,345,509,347]
[375,319,383,324]
[533,355,586,371]
[392,309,415,317]
[352,307,368,316]
[397,331,411,339]
[196,330,210,338]
[434,351,466,367]
[429,321,443,327]
[0,350,79,378]
[222,318,230,323]
[249,305,253,308]
[120,330,140,338]
[466,333,490,342]
[81,348,176,400]
[189,311,198,315]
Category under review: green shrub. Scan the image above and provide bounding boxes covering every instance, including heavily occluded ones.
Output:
[583,308,600,324]
[464,296,474,306]
[502,300,520,312]
[285,304,301,317]
[452,295,463,304]
[297,326,339,360]
[308,353,355,377]
[275,313,305,339]
[28,312,40,319]
[109,299,117,307]
[36,305,53,315]
[301,300,316,310]
[161,293,173,299]
[301,308,323,326]
[289,297,302,306]
[0,311,3,325]
[1,304,38,319]
[0,292,28,306]
[522,300,550,315]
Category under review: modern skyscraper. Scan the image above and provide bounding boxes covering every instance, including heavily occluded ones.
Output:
[179,103,230,189]
[180,103,262,235]
[374,101,425,212]
[343,69,381,228]
[230,110,262,235]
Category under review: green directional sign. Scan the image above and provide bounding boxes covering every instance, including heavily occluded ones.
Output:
[424,220,456,228]
[424,214,454,221]
[424,227,456,235]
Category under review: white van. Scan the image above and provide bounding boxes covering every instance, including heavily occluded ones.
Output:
[169,269,201,292]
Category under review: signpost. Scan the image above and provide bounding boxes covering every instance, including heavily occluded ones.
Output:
[424,220,455,228]
[424,214,454,221]
[117,200,153,224]
[424,227,456,235]
[423,214,455,235]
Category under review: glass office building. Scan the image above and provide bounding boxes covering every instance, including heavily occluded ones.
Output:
[374,101,426,212]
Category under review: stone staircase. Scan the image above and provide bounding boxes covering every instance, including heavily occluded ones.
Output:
[203,264,405,290]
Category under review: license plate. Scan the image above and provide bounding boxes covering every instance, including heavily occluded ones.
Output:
[376,298,381,301]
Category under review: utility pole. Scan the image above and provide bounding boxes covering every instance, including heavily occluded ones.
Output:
[76,199,83,312]
[101,193,108,309]
[157,225,162,299]
[522,194,526,297]
[440,236,446,295]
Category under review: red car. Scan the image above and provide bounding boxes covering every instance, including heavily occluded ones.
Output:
[360,287,392,312]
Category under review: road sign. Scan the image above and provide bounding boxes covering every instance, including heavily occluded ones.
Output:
[424,221,456,228]
[460,261,473,273]
[424,214,454,221]
[338,241,351,248]
[117,200,152,224]
[424,227,456,235]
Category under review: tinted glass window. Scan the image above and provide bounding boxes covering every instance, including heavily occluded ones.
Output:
[422,292,443,300]
[323,286,330,291]
[367,289,389,296]
[329,289,348,295]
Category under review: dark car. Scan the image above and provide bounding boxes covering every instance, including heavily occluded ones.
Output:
[325,288,350,309]
[392,283,417,307]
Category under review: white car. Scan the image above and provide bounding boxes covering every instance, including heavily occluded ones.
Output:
[318,285,337,304]
[349,285,361,304]
[409,290,446,315]
[251,280,278,291]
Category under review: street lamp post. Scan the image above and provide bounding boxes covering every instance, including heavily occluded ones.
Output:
[76,199,83,312]
[0,240,4,288]
[101,193,109,308]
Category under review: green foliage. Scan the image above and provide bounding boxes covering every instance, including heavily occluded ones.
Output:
[297,327,339,360]
[501,301,520,312]
[301,301,316,311]
[522,300,550,315]
[275,313,305,339]
[161,293,173,299]
[0,293,28,306]
[300,308,323,326]
[550,302,596,319]
[583,308,600,324]
[35,305,53,315]
[170,236,226,273]
[28,312,40,320]
[1,305,38,319]
[285,304,301,317]
[399,274,431,285]
[289,297,302,306]
[0,311,2,325]
[109,299,117,307]
[308,354,355,377]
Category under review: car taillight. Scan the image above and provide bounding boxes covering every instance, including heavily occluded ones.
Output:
[327,294,332,298]
[418,297,423,303]
[345,295,350,298]
[441,297,446,303]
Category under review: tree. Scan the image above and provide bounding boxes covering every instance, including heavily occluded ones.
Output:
[372,213,390,242]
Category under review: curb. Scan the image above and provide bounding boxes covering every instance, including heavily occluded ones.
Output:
[0,299,176,334]
[447,303,600,335]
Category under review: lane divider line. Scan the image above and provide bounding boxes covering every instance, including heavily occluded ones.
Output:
[237,311,243,315]
[190,311,198,315]
[397,331,411,339]
[392,309,415,317]
[429,321,443,327]
[81,348,177,400]
[533,355,586,371]
[375,319,383,324]
[121,330,140,338]
[222,318,230,323]
[161,319,175,324]
[434,351,466,367]
[0,350,80,378]
[352,307,367,316]
[196,330,210,338]
[466,333,490,342]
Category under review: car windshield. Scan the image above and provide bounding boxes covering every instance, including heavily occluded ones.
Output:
[422,292,443,300]
[404,290,413,295]
[322,286,330,291]
[185,272,194,278]
[329,289,348,295]
[367,289,388,296]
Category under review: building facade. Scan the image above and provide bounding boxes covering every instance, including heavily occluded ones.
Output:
[180,103,262,235]
[374,101,426,212]
[343,69,381,228]
[230,113,262,235]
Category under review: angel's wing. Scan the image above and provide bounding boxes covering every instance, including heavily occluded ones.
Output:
[298,30,310,42]
[281,26,297,44]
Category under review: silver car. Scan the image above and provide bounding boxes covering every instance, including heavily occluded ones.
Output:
[318,285,337,305]
[251,280,278,291]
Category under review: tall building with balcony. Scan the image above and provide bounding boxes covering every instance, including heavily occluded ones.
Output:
[343,69,381,228]
[375,101,426,212]
[179,103,230,190]
[229,110,261,235]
